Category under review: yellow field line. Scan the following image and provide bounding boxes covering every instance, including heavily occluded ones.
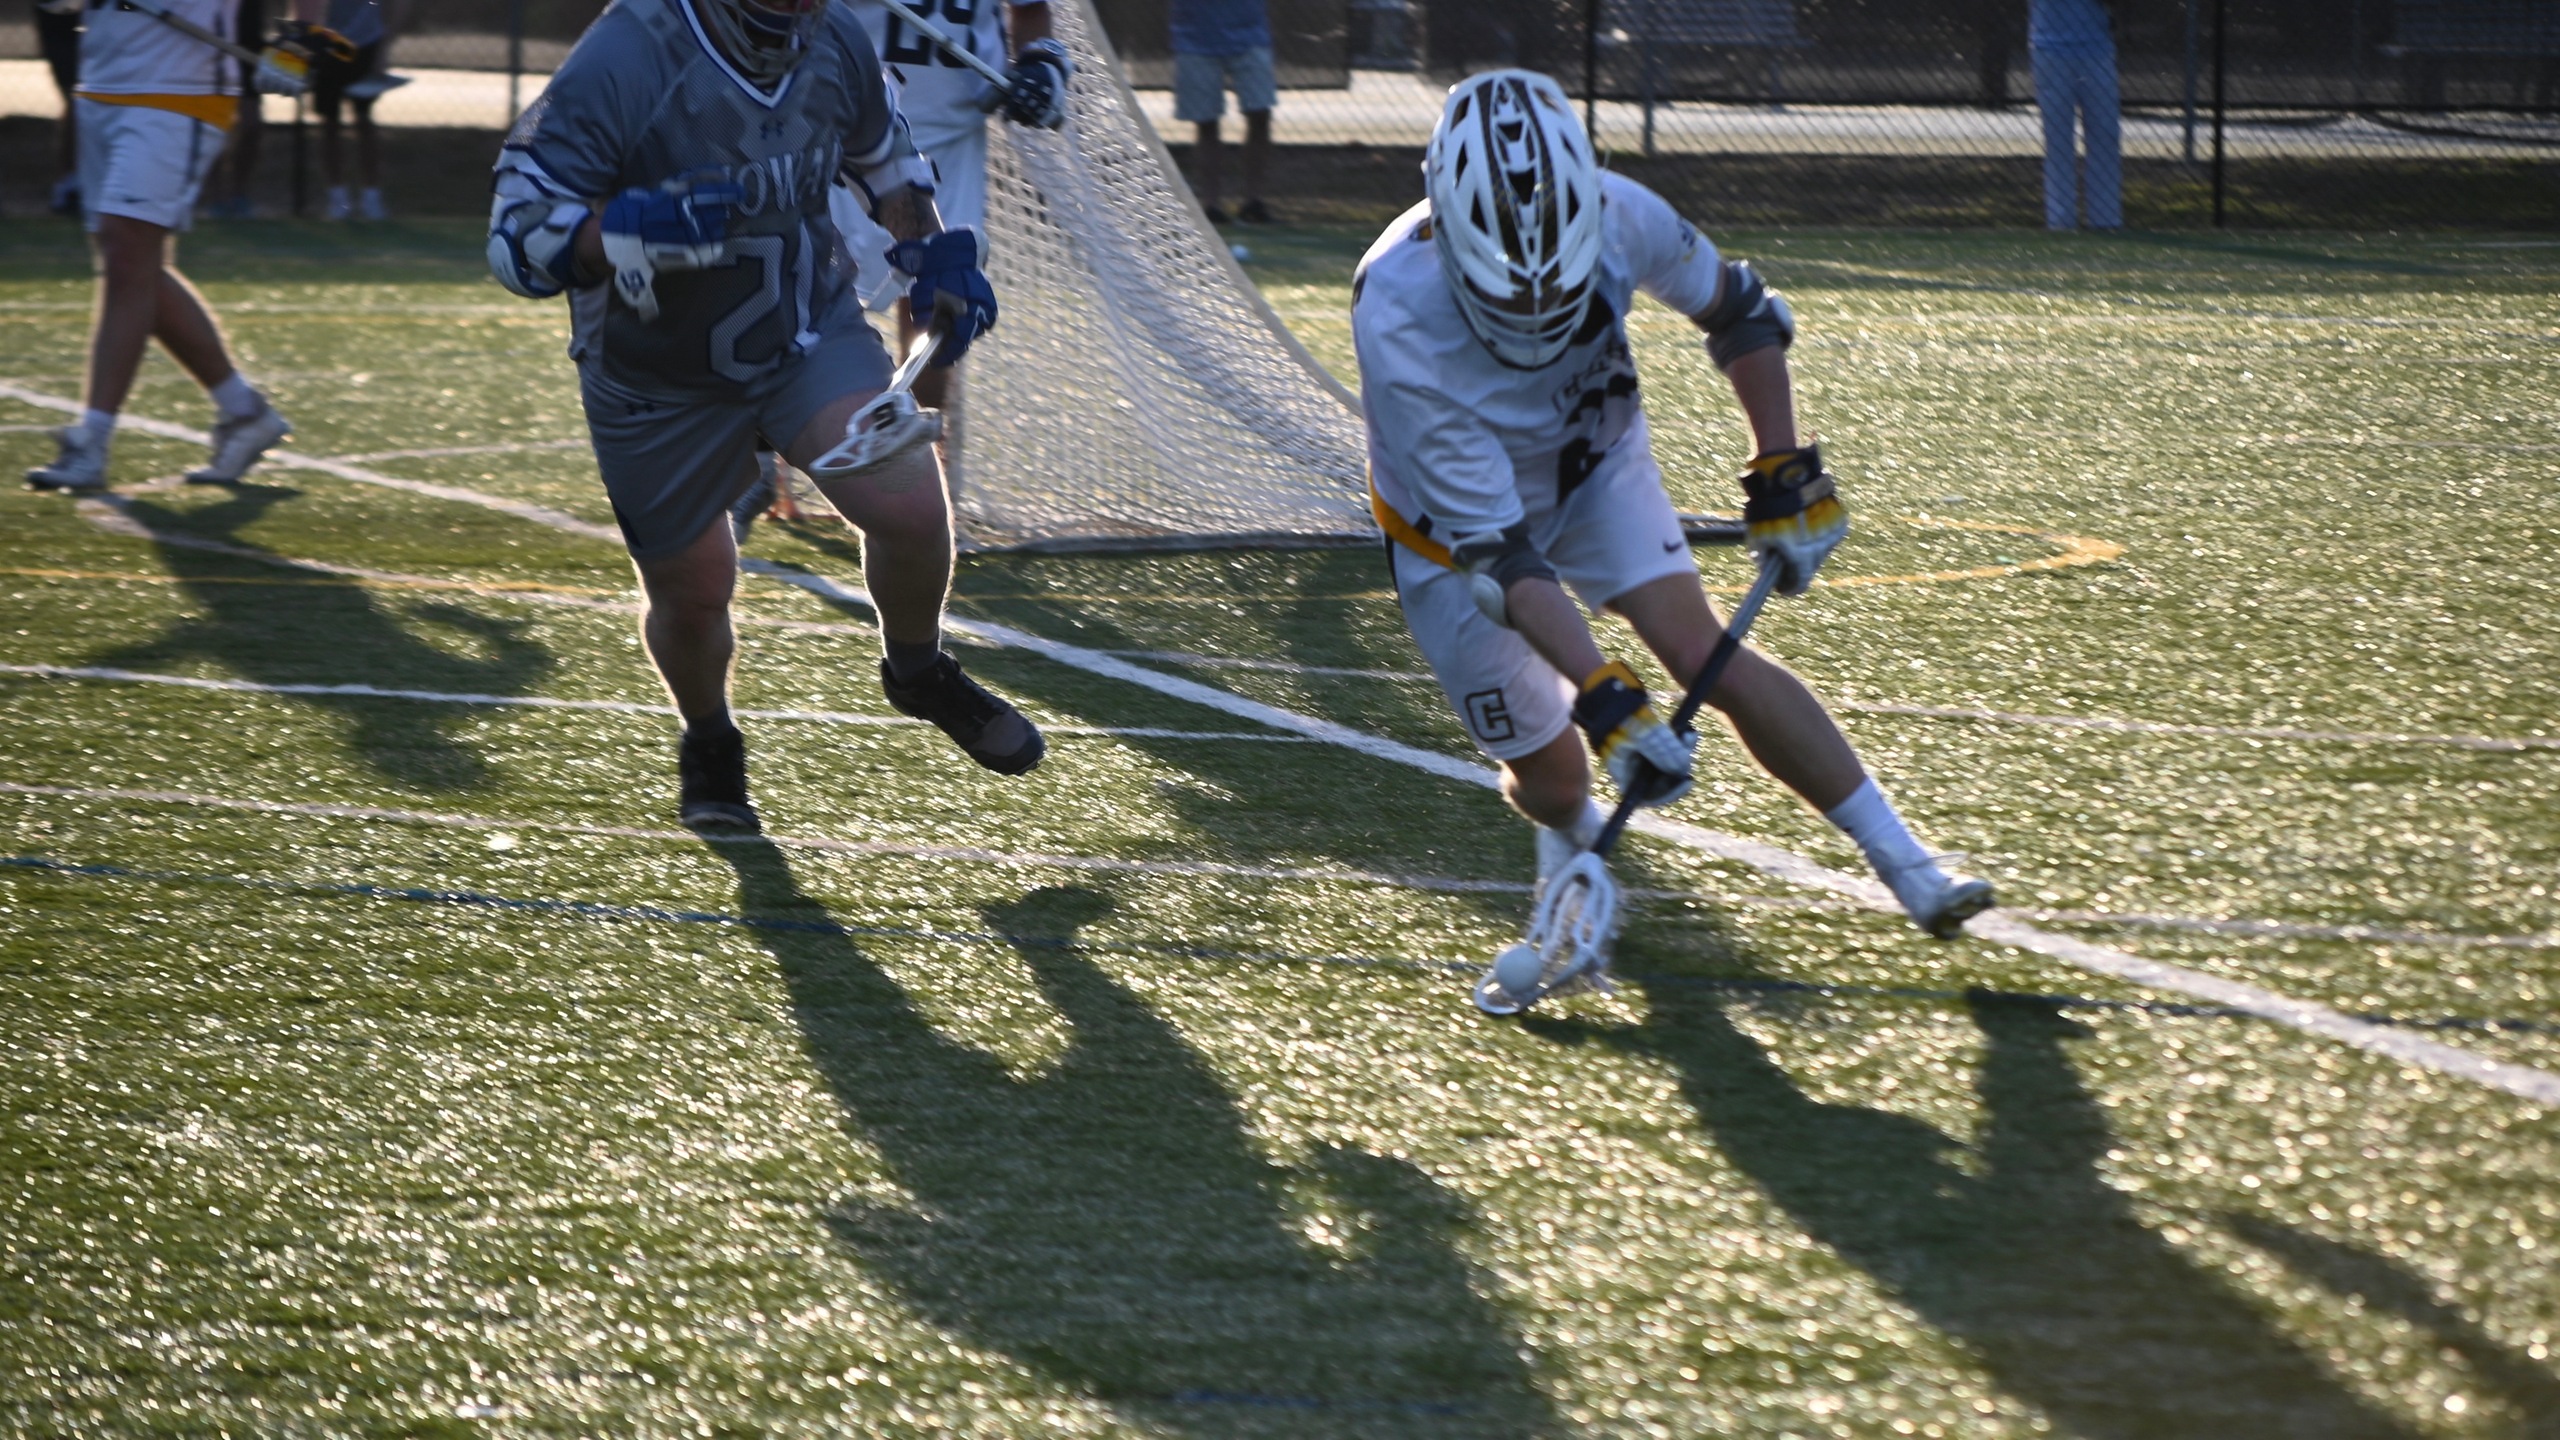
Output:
[952,517,2124,603]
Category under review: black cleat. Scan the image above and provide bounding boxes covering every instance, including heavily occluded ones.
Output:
[678,723,761,833]
[880,653,1045,775]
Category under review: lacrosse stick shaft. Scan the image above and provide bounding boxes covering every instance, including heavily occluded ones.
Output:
[1588,553,1784,860]
[876,0,1014,89]
[119,0,264,66]
[888,315,950,394]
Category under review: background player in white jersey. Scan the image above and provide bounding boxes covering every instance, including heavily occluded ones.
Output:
[25,0,318,493]
[736,0,1068,534]
[486,0,1041,834]
[1358,72,1995,986]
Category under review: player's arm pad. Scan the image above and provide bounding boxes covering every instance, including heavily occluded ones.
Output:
[487,188,595,300]
[846,150,938,214]
[1695,259,1796,373]
[1450,524,1558,629]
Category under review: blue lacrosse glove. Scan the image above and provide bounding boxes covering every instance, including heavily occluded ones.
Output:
[600,175,741,322]
[886,228,999,366]
[1000,38,1073,129]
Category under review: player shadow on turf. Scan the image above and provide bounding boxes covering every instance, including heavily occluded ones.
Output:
[2226,1215,2560,1436]
[1531,985,2425,1439]
[84,483,552,791]
[713,844,1562,1435]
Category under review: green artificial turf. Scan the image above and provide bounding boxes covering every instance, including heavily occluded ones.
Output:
[1,216,2555,1436]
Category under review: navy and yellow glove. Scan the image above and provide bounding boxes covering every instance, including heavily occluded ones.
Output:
[1740,444,1848,596]
[1572,661,1696,808]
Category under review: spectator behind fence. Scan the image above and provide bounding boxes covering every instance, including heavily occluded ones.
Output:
[1171,0,1274,223]
[2031,0,2120,230]
[35,0,82,214]
[314,0,410,220]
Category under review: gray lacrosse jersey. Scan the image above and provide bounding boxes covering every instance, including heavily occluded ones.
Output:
[495,0,904,391]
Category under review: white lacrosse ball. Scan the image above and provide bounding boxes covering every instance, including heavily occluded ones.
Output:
[1491,942,1544,998]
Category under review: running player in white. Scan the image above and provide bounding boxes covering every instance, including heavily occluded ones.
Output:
[486,0,1043,833]
[729,0,1066,534]
[25,0,312,492]
[1359,72,1995,992]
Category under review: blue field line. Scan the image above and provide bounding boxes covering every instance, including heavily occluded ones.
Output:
[8,852,2557,1039]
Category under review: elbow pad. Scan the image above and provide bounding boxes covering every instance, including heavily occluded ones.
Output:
[1450,524,1557,629]
[848,149,938,212]
[1697,259,1796,372]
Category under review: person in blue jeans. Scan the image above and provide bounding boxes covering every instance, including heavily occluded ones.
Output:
[2031,0,2120,230]
[1171,0,1273,223]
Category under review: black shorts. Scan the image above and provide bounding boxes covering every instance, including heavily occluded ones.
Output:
[311,40,381,120]
[37,1,80,95]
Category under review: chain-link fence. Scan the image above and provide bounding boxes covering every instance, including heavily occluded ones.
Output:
[1110,0,2560,227]
[7,0,2550,226]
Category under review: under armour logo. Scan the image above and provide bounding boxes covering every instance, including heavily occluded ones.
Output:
[761,117,785,138]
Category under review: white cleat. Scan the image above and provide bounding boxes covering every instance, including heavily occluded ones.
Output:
[186,403,291,484]
[24,426,108,492]
[1880,856,1997,939]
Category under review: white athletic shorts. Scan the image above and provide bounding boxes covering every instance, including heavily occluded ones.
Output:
[76,98,226,232]
[1391,449,1696,762]
[835,125,991,315]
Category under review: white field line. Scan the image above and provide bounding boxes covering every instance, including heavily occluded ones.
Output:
[10,778,2556,953]
[0,663,1309,744]
[1108,650,2558,754]
[13,381,2555,1105]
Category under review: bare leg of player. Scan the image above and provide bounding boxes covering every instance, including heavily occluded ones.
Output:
[789,388,1043,775]
[1609,572,1863,811]
[1610,571,1994,935]
[630,510,743,726]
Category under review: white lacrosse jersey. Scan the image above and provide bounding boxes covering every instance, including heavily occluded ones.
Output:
[78,0,243,98]
[844,0,1014,151]
[1354,172,1727,543]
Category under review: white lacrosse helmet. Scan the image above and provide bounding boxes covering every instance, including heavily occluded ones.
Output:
[1424,69,1604,370]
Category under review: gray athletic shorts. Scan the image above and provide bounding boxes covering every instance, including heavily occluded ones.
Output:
[1173,46,1277,122]
[578,322,896,559]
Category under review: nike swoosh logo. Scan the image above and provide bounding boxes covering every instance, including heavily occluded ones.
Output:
[1662,538,1683,552]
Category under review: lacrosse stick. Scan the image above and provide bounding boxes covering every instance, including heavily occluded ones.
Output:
[114,0,349,95]
[807,317,948,481]
[1474,552,1786,1016]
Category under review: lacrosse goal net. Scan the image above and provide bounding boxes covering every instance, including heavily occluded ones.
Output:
[954,0,1374,551]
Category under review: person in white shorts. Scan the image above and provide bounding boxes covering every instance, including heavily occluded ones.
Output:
[26,0,316,493]
[1358,71,1995,988]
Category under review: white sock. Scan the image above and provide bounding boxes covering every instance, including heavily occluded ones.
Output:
[209,373,261,420]
[1543,796,1607,852]
[78,408,118,446]
[1824,778,1934,878]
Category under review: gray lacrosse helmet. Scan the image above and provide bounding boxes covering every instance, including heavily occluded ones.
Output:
[693,0,823,86]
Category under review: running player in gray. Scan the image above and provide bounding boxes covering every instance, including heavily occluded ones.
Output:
[487,0,1041,833]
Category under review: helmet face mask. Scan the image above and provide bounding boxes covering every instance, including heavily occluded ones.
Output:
[695,0,822,86]
[1423,70,1603,370]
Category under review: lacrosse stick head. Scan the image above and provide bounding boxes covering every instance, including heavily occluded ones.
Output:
[807,391,942,481]
[1471,850,1621,1015]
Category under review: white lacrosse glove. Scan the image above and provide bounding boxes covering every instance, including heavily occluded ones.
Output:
[1740,444,1849,596]
[1572,661,1696,808]
[599,176,741,322]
